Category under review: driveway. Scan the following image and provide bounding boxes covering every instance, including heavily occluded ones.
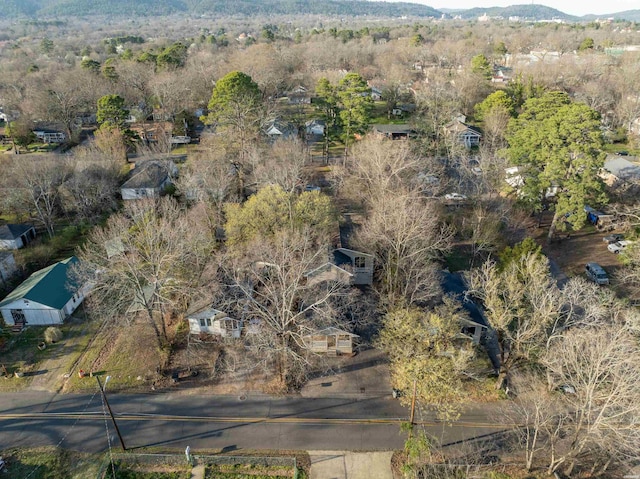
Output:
[301,349,392,398]
[309,451,394,479]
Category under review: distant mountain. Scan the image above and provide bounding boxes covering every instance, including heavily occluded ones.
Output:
[452,4,578,21]
[0,0,442,19]
[582,10,640,21]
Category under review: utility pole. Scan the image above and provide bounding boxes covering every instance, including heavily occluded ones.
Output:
[96,375,127,451]
[409,378,417,425]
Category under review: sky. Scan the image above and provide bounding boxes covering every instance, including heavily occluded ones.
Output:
[375,0,640,16]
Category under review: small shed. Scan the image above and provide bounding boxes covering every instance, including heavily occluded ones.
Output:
[0,256,87,326]
[0,224,36,250]
[187,307,242,338]
[304,327,359,356]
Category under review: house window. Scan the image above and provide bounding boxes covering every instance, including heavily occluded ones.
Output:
[354,256,366,268]
[199,319,206,327]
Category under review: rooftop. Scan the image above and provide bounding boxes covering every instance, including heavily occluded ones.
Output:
[0,224,34,241]
[0,256,79,310]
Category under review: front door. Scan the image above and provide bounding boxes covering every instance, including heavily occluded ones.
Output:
[11,309,26,324]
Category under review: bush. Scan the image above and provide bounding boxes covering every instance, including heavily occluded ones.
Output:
[44,327,63,343]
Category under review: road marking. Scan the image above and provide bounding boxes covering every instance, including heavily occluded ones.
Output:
[0,412,513,428]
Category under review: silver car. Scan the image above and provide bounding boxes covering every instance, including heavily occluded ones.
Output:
[585,263,609,285]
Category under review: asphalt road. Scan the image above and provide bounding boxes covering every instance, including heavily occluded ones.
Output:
[0,392,508,453]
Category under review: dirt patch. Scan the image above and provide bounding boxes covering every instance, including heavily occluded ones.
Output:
[0,314,99,393]
[534,213,625,281]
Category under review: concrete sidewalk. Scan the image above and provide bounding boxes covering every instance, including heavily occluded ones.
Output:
[309,451,394,479]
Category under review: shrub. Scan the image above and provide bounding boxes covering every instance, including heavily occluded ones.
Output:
[44,327,63,343]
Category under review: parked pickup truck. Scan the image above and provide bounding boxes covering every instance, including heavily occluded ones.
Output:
[608,240,633,254]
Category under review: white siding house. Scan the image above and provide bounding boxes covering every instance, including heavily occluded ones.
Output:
[187,307,242,338]
[0,224,36,250]
[0,257,87,326]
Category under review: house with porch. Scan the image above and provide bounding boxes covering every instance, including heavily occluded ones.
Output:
[187,307,242,338]
[444,120,482,148]
[303,327,358,356]
[0,256,87,326]
[0,224,36,250]
[263,119,297,140]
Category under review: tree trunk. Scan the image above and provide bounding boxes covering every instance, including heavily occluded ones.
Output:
[547,211,561,244]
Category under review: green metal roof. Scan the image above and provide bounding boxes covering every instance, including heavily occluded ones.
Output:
[0,256,79,310]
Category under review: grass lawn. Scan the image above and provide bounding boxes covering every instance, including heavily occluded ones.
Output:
[63,320,165,393]
[0,446,101,479]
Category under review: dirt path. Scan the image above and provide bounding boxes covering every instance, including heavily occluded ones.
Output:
[28,317,96,392]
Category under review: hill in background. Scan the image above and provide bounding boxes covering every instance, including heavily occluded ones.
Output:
[2,0,442,19]
[450,4,578,21]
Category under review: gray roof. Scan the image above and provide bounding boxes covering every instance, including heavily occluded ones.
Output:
[121,161,173,190]
[372,124,414,134]
[0,224,35,241]
[604,157,640,180]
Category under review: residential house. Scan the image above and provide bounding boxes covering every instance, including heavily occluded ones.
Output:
[287,85,312,105]
[129,121,173,145]
[187,307,242,338]
[0,256,87,326]
[263,119,297,140]
[305,119,325,137]
[333,248,374,286]
[34,130,65,143]
[303,327,358,356]
[120,160,177,200]
[372,124,414,140]
[370,87,383,101]
[391,104,416,117]
[0,251,18,287]
[444,120,482,148]
[0,224,36,250]
[601,156,640,186]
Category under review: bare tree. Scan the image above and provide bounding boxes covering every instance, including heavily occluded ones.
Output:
[1,155,72,237]
[248,137,307,194]
[354,192,453,307]
[543,324,640,476]
[77,198,213,346]
[222,230,354,389]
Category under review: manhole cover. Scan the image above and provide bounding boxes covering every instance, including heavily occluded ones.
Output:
[238,395,246,401]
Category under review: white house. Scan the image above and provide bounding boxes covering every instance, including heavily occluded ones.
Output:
[120,160,177,201]
[34,130,66,143]
[0,224,36,250]
[187,307,242,338]
[0,251,18,287]
[0,256,87,326]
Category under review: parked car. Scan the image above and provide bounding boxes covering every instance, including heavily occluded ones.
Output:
[608,240,632,254]
[170,135,191,144]
[616,151,629,156]
[585,262,609,285]
[304,184,321,192]
[444,193,468,201]
[603,233,624,244]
